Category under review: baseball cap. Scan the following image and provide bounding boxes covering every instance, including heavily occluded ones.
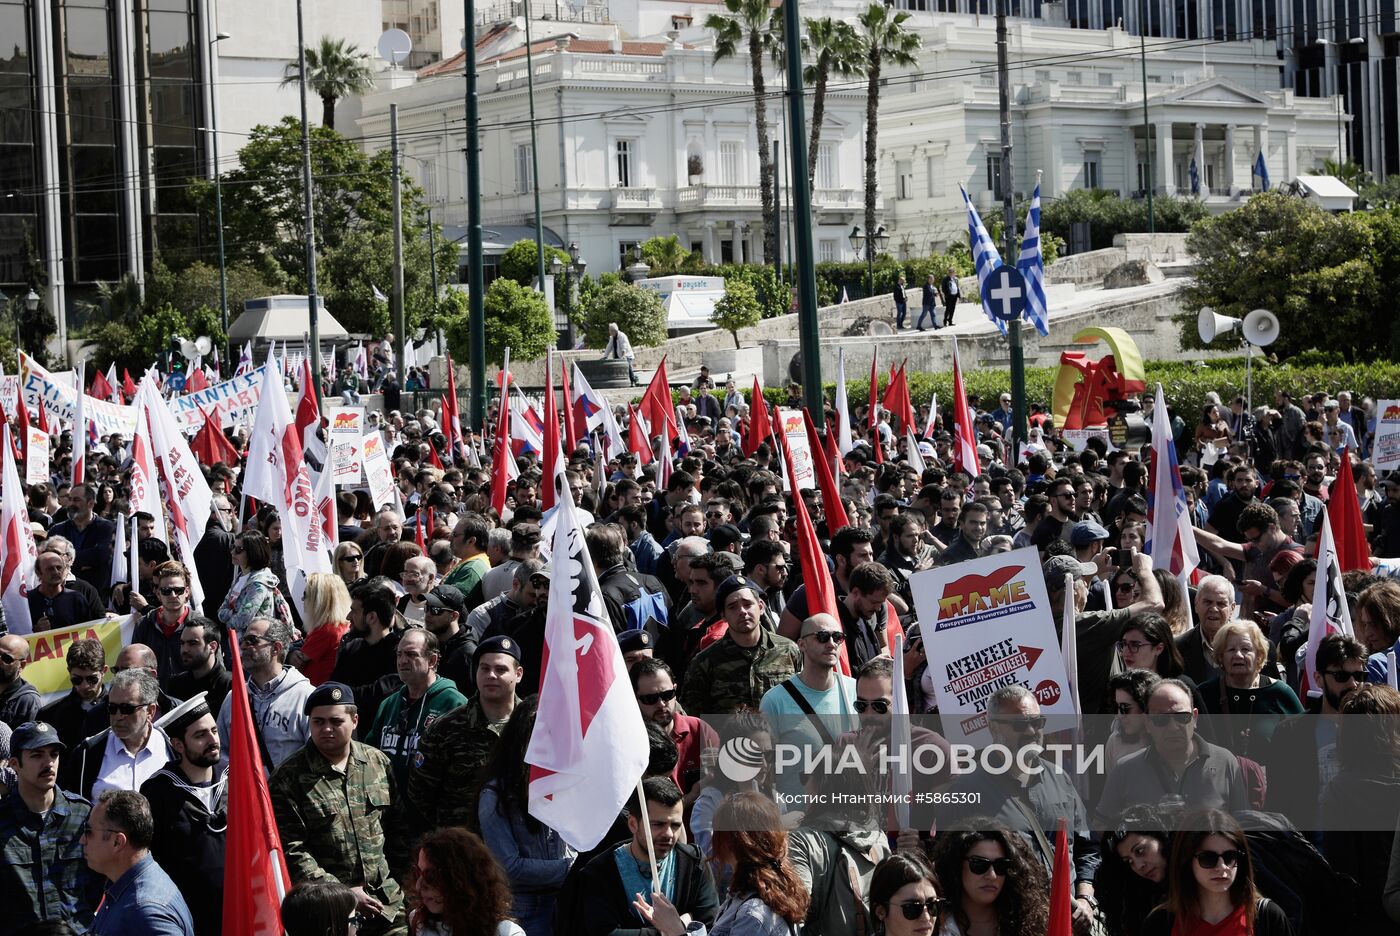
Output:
[1069,520,1110,547]
[710,524,744,553]
[11,721,64,753]
[427,584,467,617]
[1042,555,1097,590]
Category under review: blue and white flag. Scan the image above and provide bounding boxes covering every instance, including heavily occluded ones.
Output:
[1253,152,1270,191]
[959,183,1006,335]
[1016,176,1049,337]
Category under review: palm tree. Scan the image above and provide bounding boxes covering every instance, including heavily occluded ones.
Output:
[282,37,375,131]
[802,18,865,197]
[856,3,920,247]
[707,0,779,267]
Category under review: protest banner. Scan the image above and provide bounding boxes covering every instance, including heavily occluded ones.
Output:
[0,375,16,415]
[908,546,1076,743]
[362,429,396,509]
[327,406,365,484]
[779,409,815,491]
[24,428,49,485]
[167,365,267,430]
[20,353,138,437]
[21,614,134,702]
[1374,400,1400,471]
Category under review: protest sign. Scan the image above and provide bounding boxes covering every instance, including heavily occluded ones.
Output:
[24,429,49,485]
[21,614,134,702]
[1374,400,1400,471]
[362,429,395,509]
[908,546,1076,743]
[779,409,814,491]
[327,406,365,484]
[21,355,138,438]
[167,365,267,430]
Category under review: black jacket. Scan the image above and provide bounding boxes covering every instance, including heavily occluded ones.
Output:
[193,525,237,619]
[36,689,104,751]
[0,678,42,732]
[139,765,228,936]
[167,662,234,720]
[130,608,188,690]
[597,565,670,641]
[1144,898,1295,936]
[574,840,718,936]
[436,628,477,697]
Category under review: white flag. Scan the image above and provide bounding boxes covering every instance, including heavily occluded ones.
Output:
[1305,508,1355,698]
[128,401,167,544]
[110,509,127,591]
[905,428,926,476]
[0,425,38,633]
[834,348,854,456]
[1061,572,1081,715]
[138,375,214,611]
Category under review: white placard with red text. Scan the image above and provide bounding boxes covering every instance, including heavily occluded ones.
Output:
[779,408,815,492]
[361,430,395,510]
[327,406,365,484]
[24,429,49,485]
[1374,400,1400,471]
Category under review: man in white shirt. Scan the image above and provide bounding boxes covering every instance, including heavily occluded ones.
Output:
[62,669,171,801]
[605,322,636,386]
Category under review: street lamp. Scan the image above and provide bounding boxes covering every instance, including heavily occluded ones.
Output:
[848,224,888,298]
[553,241,586,349]
[22,289,38,355]
[208,30,231,374]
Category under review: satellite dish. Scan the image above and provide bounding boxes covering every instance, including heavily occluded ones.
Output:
[1243,308,1279,347]
[377,28,413,66]
[180,339,200,359]
[1197,307,1241,344]
[195,335,212,356]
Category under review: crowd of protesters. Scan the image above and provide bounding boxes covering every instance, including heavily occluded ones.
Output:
[2,361,1400,936]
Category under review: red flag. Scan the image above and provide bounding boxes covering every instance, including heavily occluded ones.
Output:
[490,371,514,517]
[294,357,320,455]
[627,404,654,466]
[14,389,29,463]
[223,632,292,933]
[804,408,849,531]
[881,363,915,434]
[185,367,209,393]
[426,438,444,470]
[121,368,137,400]
[638,357,677,442]
[89,367,113,401]
[745,377,772,456]
[867,348,880,431]
[443,354,464,464]
[191,405,240,466]
[541,353,562,511]
[772,404,849,675]
[35,397,48,436]
[1328,450,1370,572]
[950,337,980,477]
[897,363,916,434]
[559,353,579,456]
[1048,819,1073,936]
[415,507,429,552]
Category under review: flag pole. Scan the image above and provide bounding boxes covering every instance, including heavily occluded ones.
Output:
[635,778,661,891]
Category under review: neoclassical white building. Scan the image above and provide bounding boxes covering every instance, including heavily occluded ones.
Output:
[352,20,871,275]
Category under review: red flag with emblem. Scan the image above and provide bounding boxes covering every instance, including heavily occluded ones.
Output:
[868,348,884,464]
[14,384,29,464]
[223,630,292,934]
[526,479,650,849]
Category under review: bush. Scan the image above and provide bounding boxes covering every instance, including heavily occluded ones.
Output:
[580,282,668,350]
[444,278,555,365]
[711,281,762,348]
[498,239,570,287]
[1040,189,1209,252]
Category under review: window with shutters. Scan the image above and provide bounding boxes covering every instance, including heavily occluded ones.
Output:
[615,139,636,188]
[514,144,532,194]
[816,143,837,189]
[719,141,742,185]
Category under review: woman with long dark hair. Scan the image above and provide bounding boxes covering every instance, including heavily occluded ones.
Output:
[409,827,522,936]
[218,530,288,639]
[477,697,574,936]
[282,881,360,936]
[708,793,808,934]
[869,851,949,936]
[1142,810,1291,936]
[930,823,1049,936]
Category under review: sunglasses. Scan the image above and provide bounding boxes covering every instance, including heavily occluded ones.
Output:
[993,715,1046,732]
[803,631,845,645]
[340,554,363,564]
[854,698,891,714]
[637,688,677,705]
[0,651,19,666]
[108,702,145,716]
[1148,712,1194,728]
[1114,581,1139,594]
[71,673,102,687]
[1115,702,1138,715]
[425,605,450,615]
[895,897,950,921]
[966,856,1013,876]
[157,586,186,596]
[1325,669,1365,683]
[1194,849,1243,870]
[241,634,274,647]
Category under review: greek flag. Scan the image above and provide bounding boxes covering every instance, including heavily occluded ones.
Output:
[1016,178,1049,337]
[959,183,1006,335]
[1253,152,1270,191]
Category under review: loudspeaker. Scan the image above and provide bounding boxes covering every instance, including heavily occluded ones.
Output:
[1197,307,1241,343]
[1243,309,1280,347]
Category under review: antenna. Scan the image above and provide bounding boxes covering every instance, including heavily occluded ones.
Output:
[377,29,413,68]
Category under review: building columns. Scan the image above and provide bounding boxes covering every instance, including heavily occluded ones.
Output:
[1156,121,1174,194]
[704,221,718,264]
[1224,123,1236,194]
[1193,122,1205,193]
[1124,126,1138,196]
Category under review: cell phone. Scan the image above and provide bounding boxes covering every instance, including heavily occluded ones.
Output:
[1115,547,1132,568]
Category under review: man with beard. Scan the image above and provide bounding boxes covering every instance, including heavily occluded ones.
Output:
[1264,633,1369,832]
[167,617,232,717]
[141,694,227,936]
[47,484,116,595]
[630,658,717,798]
[1205,464,1260,547]
[0,635,42,732]
[1031,476,1080,551]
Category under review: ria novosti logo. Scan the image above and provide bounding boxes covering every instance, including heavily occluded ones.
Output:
[717,737,768,783]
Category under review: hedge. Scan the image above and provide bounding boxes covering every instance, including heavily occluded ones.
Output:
[660,357,1400,421]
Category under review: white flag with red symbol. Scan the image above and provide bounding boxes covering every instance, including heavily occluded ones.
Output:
[526,488,650,850]
[1,425,38,634]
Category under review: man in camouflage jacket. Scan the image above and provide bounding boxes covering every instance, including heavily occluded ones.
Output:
[269,683,405,936]
[679,576,802,716]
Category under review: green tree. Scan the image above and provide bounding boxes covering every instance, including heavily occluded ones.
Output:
[802,18,865,197]
[444,278,554,365]
[639,235,692,275]
[1179,191,1400,361]
[144,258,284,322]
[711,280,762,348]
[707,0,779,267]
[498,239,570,286]
[580,283,668,350]
[84,302,225,374]
[281,37,374,130]
[1039,189,1208,251]
[857,3,920,250]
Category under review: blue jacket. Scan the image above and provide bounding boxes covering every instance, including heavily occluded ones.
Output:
[91,853,195,936]
[0,786,98,935]
[478,779,574,895]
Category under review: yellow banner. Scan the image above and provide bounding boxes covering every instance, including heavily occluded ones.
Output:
[21,615,136,701]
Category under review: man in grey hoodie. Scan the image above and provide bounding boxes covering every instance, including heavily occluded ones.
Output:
[216,616,313,772]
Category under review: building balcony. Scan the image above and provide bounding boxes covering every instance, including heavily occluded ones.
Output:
[675,183,764,213]
[609,186,662,224]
